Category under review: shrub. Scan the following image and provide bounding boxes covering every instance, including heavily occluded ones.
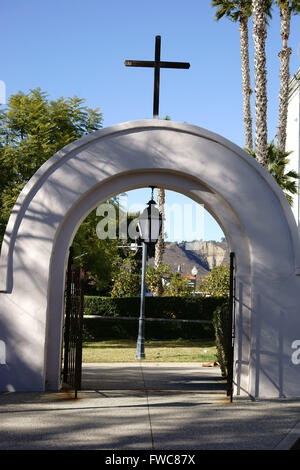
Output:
[199,265,230,297]
[212,301,231,378]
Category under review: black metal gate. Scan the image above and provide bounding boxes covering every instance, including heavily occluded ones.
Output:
[227,251,236,402]
[62,247,85,398]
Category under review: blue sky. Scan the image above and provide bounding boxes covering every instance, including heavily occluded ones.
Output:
[1,1,300,241]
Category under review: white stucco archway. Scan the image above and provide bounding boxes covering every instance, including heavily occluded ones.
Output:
[1,119,300,398]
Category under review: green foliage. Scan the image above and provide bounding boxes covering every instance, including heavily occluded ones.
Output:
[212,0,253,22]
[73,198,143,295]
[277,1,300,14]
[199,265,230,297]
[110,261,194,299]
[83,317,214,341]
[211,0,272,23]
[0,88,103,244]
[146,264,170,294]
[72,207,119,295]
[212,301,231,377]
[84,295,227,320]
[165,273,193,296]
[83,295,227,341]
[146,263,193,297]
[246,141,299,205]
[84,296,140,317]
[111,256,141,297]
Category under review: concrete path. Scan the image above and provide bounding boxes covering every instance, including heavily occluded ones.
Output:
[81,362,226,392]
[0,363,300,450]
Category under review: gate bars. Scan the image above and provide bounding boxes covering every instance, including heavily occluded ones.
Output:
[61,248,236,400]
[62,247,85,398]
[227,252,236,402]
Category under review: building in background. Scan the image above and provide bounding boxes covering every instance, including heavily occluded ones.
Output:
[286,68,300,226]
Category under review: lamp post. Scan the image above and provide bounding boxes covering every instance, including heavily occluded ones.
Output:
[191,266,198,294]
[191,266,198,277]
[136,189,163,360]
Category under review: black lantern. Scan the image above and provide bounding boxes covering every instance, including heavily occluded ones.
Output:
[137,197,163,245]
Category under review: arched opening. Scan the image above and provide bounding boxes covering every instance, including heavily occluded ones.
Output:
[58,185,231,396]
[45,170,251,395]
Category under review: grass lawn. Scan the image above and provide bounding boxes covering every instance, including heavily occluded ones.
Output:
[82,339,217,363]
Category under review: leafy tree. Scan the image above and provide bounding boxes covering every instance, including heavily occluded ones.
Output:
[0,88,103,243]
[164,273,193,297]
[247,140,299,205]
[72,198,145,295]
[199,265,230,297]
[146,263,171,294]
[111,256,141,297]
[146,263,193,297]
[72,206,119,295]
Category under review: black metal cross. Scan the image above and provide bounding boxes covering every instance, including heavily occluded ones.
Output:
[125,35,190,119]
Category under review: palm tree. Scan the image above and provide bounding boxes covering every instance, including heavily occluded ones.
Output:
[154,188,165,267]
[154,116,170,284]
[252,0,272,168]
[277,1,300,152]
[247,141,299,205]
[212,1,254,150]
[153,187,165,296]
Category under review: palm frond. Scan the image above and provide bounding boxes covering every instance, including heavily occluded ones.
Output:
[245,141,299,205]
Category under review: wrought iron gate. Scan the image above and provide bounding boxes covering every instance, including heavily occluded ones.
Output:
[227,251,236,402]
[62,247,85,398]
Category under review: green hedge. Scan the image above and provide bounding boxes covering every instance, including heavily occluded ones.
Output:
[84,296,227,320]
[84,296,140,317]
[83,296,227,341]
[83,317,215,341]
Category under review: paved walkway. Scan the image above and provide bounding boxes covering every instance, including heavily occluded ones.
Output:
[0,363,300,450]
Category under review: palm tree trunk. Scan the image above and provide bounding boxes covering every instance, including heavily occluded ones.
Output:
[155,187,165,267]
[277,5,292,152]
[154,187,165,295]
[252,0,268,168]
[240,15,253,150]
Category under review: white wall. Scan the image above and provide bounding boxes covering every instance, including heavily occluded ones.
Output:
[286,69,300,224]
[1,120,300,398]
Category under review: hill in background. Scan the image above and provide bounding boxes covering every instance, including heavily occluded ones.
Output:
[149,239,229,279]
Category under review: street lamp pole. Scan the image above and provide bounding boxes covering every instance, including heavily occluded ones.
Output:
[136,241,147,360]
[135,188,163,360]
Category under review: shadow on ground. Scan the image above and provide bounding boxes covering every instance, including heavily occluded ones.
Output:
[81,363,226,392]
